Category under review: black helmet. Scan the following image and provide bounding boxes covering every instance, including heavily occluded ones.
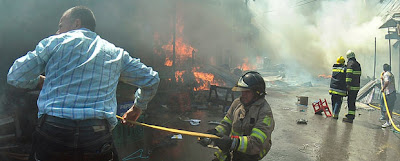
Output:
[232,71,266,97]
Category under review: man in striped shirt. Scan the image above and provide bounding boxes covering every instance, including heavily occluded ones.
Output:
[7,6,159,161]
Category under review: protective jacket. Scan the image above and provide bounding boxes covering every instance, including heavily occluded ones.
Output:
[214,98,275,161]
[346,58,361,91]
[329,64,347,96]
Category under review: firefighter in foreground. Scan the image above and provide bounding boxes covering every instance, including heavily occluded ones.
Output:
[342,50,361,123]
[199,71,275,161]
[329,56,347,119]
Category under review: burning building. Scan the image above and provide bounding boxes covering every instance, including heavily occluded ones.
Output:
[0,0,264,160]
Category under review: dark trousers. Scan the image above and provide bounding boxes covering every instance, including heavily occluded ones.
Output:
[347,90,359,119]
[331,94,343,115]
[29,115,117,161]
[380,92,397,119]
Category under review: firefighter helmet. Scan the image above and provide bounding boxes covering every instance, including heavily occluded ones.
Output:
[232,71,266,96]
[336,56,345,64]
[346,50,355,59]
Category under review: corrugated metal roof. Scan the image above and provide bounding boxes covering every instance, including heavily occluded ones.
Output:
[379,12,400,29]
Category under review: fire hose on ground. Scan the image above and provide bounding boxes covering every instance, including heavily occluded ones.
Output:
[368,92,400,132]
[115,115,220,139]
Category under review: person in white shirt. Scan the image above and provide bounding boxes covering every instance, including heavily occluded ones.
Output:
[380,63,396,128]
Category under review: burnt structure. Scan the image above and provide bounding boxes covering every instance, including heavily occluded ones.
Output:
[0,0,262,160]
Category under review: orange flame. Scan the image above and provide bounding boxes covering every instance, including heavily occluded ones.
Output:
[318,74,332,79]
[157,15,226,91]
[237,58,256,71]
[161,16,198,66]
[175,71,185,83]
[192,67,226,91]
[165,58,173,66]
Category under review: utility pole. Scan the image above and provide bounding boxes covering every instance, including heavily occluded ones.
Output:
[172,4,176,73]
[389,28,392,66]
[398,23,400,92]
[374,37,376,80]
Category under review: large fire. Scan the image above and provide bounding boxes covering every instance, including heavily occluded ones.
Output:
[192,67,226,91]
[156,16,225,91]
[161,17,197,65]
[237,58,256,71]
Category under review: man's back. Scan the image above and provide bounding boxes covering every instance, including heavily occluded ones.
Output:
[382,71,396,95]
[8,28,159,128]
[346,58,361,88]
[7,6,160,161]
[38,29,121,122]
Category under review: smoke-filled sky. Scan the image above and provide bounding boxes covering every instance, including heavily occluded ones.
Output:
[248,0,398,82]
[0,0,399,91]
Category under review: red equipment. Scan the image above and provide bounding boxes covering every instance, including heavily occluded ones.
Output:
[312,98,332,117]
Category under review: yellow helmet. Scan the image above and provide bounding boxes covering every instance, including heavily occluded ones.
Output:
[346,50,355,59]
[336,56,345,64]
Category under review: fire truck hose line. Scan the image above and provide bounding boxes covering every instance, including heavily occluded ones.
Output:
[116,115,220,139]
[368,104,400,116]
[368,93,400,132]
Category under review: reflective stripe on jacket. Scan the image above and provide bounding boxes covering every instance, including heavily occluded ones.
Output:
[329,64,347,96]
[346,58,361,91]
[214,98,275,160]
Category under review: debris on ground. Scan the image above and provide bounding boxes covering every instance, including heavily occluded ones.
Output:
[171,134,183,140]
[179,118,201,126]
[297,119,308,124]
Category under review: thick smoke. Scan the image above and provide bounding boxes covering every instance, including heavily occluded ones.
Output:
[2,0,397,90]
[0,0,261,99]
[248,0,395,81]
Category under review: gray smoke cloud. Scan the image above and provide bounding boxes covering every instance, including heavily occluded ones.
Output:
[248,0,395,82]
[0,0,260,94]
[2,0,397,90]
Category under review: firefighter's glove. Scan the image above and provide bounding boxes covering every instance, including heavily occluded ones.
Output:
[198,137,212,147]
[198,129,219,147]
[207,129,218,135]
[212,135,238,152]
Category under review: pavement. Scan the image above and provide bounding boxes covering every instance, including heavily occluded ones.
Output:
[263,82,400,161]
[115,80,400,161]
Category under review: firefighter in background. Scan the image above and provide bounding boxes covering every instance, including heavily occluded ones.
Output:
[342,50,361,123]
[199,71,275,161]
[329,56,347,119]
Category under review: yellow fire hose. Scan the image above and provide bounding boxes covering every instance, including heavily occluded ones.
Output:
[115,115,220,139]
[368,104,400,116]
[368,92,400,132]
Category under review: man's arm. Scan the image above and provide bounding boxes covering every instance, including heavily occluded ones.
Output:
[120,51,160,111]
[345,62,353,90]
[7,39,52,89]
[122,105,142,124]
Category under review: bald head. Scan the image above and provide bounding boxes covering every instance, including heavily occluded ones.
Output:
[66,6,96,31]
[57,6,96,34]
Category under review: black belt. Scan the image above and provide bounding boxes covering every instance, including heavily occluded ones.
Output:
[36,115,112,149]
[40,114,109,128]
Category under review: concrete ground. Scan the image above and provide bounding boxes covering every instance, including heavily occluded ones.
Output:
[115,80,400,161]
[263,83,400,161]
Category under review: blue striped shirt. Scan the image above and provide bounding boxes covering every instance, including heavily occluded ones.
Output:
[7,28,160,128]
